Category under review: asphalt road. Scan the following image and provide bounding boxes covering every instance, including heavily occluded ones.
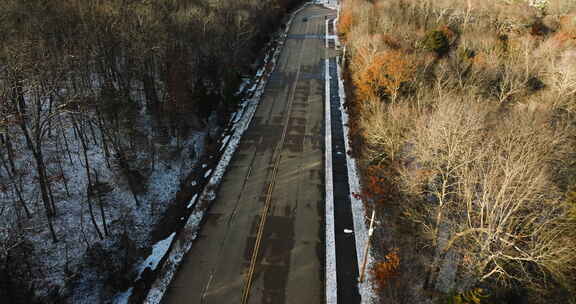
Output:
[163,5,336,304]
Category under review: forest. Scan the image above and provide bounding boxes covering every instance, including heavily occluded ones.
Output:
[338,0,576,303]
[0,0,301,302]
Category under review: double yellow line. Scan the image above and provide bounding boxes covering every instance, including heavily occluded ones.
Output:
[240,15,311,304]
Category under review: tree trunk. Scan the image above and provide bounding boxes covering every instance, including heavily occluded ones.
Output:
[0,153,31,219]
[12,76,26,116]
[13,79,57,221]
[59,120,74,165]
[95,170,109,237]
[1,134,17,175]
[47,212,58,243]
[72,115,104,240]
[143,72,160,112]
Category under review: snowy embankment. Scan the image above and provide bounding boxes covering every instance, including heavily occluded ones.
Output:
[6,79,206,303]
[321,0,376,302]
[119,3,313,304]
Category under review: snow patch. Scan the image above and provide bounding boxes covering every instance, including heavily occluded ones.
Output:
[187,194,198,209]
[235,78,251,96]
[136,233,176,281]
[220,135,231,151]
[142,209,203,304]
[204,189,216,202]
[112,287,133,304]
[203,169,213,179]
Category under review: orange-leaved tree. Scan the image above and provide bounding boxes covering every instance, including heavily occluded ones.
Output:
[354,50,416,103]
[357,164,400,204]
[372,248,400,291]
[338,1,354,41]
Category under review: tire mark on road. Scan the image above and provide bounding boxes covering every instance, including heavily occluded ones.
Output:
[241,17,311,304]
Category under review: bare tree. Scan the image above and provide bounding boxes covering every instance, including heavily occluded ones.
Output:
[402,97,576,291]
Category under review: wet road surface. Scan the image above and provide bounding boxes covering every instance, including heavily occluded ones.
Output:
[163,5,336,304]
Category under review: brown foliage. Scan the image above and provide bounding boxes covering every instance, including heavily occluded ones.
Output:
[338,8,354,40]
[357,164,399,204]
[560,14,576,32]
[530,20,548,37]
[551,30,576,48]
[354,50,416,103]
[372,248,400,291]
[381,34,402,50]
[342,0,576,300]
[439,25,456,44]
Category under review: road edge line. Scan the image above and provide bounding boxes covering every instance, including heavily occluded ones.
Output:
[325,18,329,48]
[325,57,337,304]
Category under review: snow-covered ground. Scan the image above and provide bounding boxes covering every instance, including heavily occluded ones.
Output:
[0,99,206,303]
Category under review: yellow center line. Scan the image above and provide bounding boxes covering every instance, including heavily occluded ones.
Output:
[240,14,311,304]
